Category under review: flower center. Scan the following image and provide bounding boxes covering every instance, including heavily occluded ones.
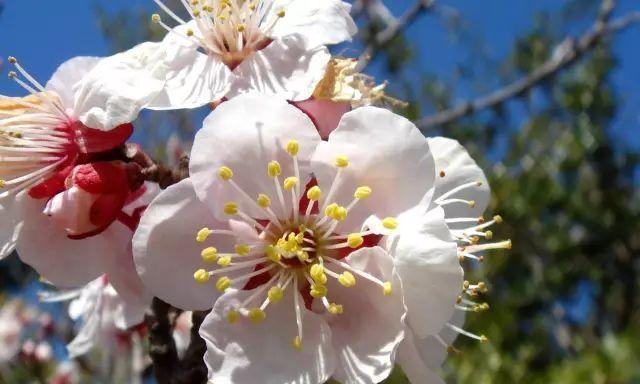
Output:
[0,58,76,199]
[192,139,397,350]
[152,0,286,69]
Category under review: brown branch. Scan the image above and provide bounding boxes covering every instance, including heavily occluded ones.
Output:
[356,0,436,70]
[416,5,640,130]
[146,298,179,384]
[172,311,208,384]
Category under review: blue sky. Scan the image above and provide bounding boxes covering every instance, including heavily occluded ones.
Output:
[0,0,638,147]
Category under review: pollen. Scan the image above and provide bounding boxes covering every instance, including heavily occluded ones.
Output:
[277,8,286,18]
[201,247,218,262]
[347,233,364,248]
[196,227,213,242]
[338,271,356,288]
[285,140,299,156]
[310,264,327,284]
[235,244,251,256]
[267,286,284,304]
[223,202,238,215]
[335,155,349,168]
[382,217,398,230]
[383,281,393,296]
[267,161,282,177]
[332,206,348,222]
[324,203,338,218]
[292,336,302,351]
[310,284,328,298]
[151,13,161,23]
[0,179,5,188]
[216,276,232,292]
[354,186,372,199]
[186,29,194,37]
[217,255,232,267]
[218,166,233,181]
[257,194,271,208]
[248,308,266,323]
[306,186,322,201]
[193,269,210,284]
[227,310,239,324]
[266,245,281,262]
[237,24,246,32]
[283,177,298,191]
[328,303,344,315]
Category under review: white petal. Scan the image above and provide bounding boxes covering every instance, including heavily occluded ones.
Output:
[326,246,406,384]
[104,284,148,330]
[427,137,490,220]
[270,0,357,49]
[311,107,435,232]
[228,36,330,101]
[133,179,237,311]
[16,196,110,288]
[0,192,27,259]
[389,206,462,339]
[397,330,446,384]
[67,289,104,358]
[74,42,167,130]
[147,47,233,110]
[200,288,335,384]
[46,56,102,108]
[189,93,321,220]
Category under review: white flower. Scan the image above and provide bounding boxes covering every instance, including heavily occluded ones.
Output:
[75,0,356,129]
[41,275,148,358]
[133,93,454,384]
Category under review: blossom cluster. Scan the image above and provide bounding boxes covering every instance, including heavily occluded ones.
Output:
[0,1,510,383]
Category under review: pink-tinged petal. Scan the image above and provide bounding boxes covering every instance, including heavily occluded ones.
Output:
[146,48,234,110]
[133,179,237,311]
[200,288,335,384]
[389,206,461,338]
[189,94,321,220]
[0,192,27,259]
[325,246,406,384]
[16,195,110,288]
[270,0,357,49]
[227,36,331,102]
[74,42,167,131]
[311,107,435,233]
[103,284,148,330]
[43,186,101,236]
[427,137,490,220]
[46,56,102,108]
[397,330,446,384]
[72,121,133,154]
[293,99,351,140]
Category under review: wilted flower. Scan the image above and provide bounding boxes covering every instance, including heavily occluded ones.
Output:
[133,93,476,383]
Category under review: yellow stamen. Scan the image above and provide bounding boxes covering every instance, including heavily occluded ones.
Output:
[223,202,238,215]
[193,269,210,284]
[248,308,266,323]
[267,161,281,177]
[306,186,322,201]
[217,255,232,267]
[292,336,302,351]
[284,177,298,191]
[216,276,232,292]
[218,166,233,181]
[382,217,398,230]
[257,194,271,208]
[347,233,364,248]
[266,245,281,262]
[277,8,286,18]
[285,140,299,156]
[201,247,218,262]
[235,244,251,256]
[196,227,213,243]
[267,286,284,304]
[328,303,344,315]
[324,203,338,218]
[383,281,393,296]
[310,264,327,284]
[335,155,349,168]
[310,284,327,298]
[338,272,356,288]
[151,13,161,23]
[227,310,239,324]
[354,186,372,199]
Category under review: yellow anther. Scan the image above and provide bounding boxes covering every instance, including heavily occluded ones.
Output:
[249,2,257,11]
[7,56,17,64]
[310,284,327,298]
[257,194,271,208]
[0,179,6,188]
[218,166,233,181]
[266,245,281,262]
[283,177,298,191]
[298,224,307,233]
[485,230,493,240]
[477,282,487,291]
[328,303,344,315]
[193,9,201,17]
[324,203,338,218]
[382,217,398,230]
[354,186,372,199]
[295,232,304,244]
[267,286,284,304]
[297,251,309,262]
[310,264,326,283]
[292,336,302,351]
[235,244,251,256]
[347,233,364,248]
[505,239,513,249]
[248,308,266,323]
[227,310,239,324]
[463,281,470,289]
[217,255,232,267]
[333,206,348,222]
[468,200,477,208]
[306,186,321,201]
[193,269,210,284]
[338,272,356,288]
[151,13,161,23]
[383,281,393,296]
[237,24,246,32]
[196,227,213,242]
[494,215,503,224]
[479,335,489,343]
[186,29,194,37]
[285,140,299,156]
[223,202,238,215]
[335,155,349,168]
[201,247,218,262]
[277,8,286,18]
[267,161,282,177]
[216,276,232,292]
